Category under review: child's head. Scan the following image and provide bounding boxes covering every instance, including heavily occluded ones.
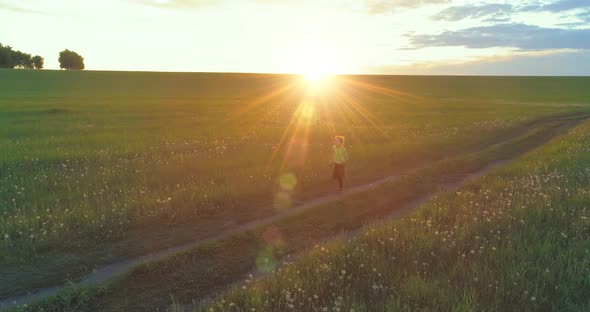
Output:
[335,136,345,145]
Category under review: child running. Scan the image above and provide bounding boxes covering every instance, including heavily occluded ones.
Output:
[332,136,349,191]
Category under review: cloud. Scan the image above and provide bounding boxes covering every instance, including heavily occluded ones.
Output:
[0,2,43,14]
[133,0,218,8]
[537,0,590,12]
[368,49,590,75]
[557,21,589,27]
[134,0,452,12]
[134,0,322,9]
[432,3,512,21]
[577,10,590,21]
[409,23,590,50]
[365,0,450,14]
[482,17,511,23]
[432,0,590,22]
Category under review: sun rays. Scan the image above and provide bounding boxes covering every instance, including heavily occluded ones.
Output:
[232,75,417,184]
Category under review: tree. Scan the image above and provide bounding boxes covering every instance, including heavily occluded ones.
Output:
[0,44,13,68]
[32,55,44,69]
[13,51,33,69]
[59,49,84,70]
[0,43,43,69]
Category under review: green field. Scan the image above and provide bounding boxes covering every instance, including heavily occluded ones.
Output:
[1,70,590,310]
[203,119,590,312]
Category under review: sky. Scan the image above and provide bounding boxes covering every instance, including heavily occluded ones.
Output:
[0,0,589,75]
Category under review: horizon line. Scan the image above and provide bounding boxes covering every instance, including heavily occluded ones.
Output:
[1,68,589,78]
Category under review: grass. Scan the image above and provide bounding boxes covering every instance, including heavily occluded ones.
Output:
[198,120,590,311]
[1,70,590,300]
[9,108,587,312]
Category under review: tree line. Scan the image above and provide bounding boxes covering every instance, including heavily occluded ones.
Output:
[0,43,85,70]
[0,43,44,69]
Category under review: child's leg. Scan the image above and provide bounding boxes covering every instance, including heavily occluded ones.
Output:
[337,177,343,190]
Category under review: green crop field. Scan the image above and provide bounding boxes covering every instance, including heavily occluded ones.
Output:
[202,118,590,312]
[1,70,590,311]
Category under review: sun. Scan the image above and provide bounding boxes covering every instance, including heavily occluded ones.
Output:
[302,70,330,84]
[303,71,325,83]
[300,71,332,93]
[288,41,341,88]
[297,60,333,88]
[298,59,332,85]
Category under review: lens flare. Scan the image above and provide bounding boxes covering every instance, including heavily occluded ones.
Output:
[262,226,284,248]
[256,246,277,273]
[279,172,297,191]
[273,191,293,211]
